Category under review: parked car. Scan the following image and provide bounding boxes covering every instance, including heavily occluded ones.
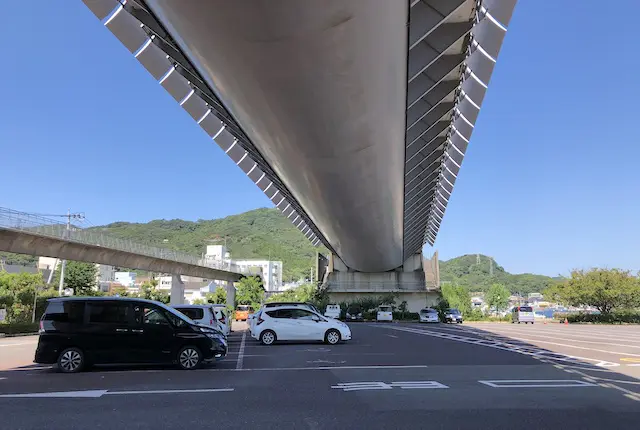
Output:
[376,305,393,322]
[345,306,363,321]
[444,308,463,324]
[511,306,535,324]
[249,308,263,338]
[173,304,226,336]
[252,305,351,345]
[210,304,231,335]
[419,308,439,323]
[324,304,341,319]
[35,297,227,373]
[234,305,254,321]
[263,302,321,314]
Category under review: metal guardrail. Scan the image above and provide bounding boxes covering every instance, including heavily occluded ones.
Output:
[0,207,260,276]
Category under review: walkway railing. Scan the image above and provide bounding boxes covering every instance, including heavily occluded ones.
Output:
[0,207,259,276]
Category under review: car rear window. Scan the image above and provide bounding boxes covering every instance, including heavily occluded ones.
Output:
[518,306,533,312]
[420,309,435,314]
[175,308,204,320]
[42,301,85,323]
[379,306,392,312]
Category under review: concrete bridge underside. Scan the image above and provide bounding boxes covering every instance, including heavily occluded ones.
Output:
[81,0,516,274]
[0,228,243,282]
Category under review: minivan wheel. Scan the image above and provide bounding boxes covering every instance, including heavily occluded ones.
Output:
[177,346,202,370]
[325,329,341,345]
[57,347,84,373]
[260,330,276,345]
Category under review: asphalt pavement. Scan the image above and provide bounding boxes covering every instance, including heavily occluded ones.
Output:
[1,322,639,429]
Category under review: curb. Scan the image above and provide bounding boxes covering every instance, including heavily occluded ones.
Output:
[0,332,39,338]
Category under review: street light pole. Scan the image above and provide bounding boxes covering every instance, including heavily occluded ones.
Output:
[58,209,85,296]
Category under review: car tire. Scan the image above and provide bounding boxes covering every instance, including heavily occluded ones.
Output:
[177,346,202,370]
[325,329,341,345]
[260,330,277,345]
[57,347,85,373]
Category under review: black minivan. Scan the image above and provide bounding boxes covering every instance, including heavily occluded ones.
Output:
[35,297,227,373]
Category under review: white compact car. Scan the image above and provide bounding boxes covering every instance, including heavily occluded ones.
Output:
[210,304,231,335]
[173,304,226,335]
[324,304,341,319]
[253,305,351,345]
[376,305,393,322]
[419,308,439,323]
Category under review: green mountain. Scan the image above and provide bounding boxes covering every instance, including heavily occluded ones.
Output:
[439,254,557,295]
[87,208,323,282]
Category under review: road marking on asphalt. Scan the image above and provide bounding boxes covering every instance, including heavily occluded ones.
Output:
[203,364,431,372]
[331,381,449,391]
[379,325,636,369]
[0,388,235,399]
[236,331,246,370]
[479,379,597,388]
[620,357,640,363]
[331,382,393,391]
[386,334,398,338]
[390,381,449,389]
[0,377,6,381]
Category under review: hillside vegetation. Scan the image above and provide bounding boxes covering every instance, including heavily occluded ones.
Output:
[88,208,323,282]
[440,254,558,295]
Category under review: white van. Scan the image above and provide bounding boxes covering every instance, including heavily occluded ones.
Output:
[512,306,535,324]
[376,305,393,322]
[173,304,226,334]
[324,304,341,319]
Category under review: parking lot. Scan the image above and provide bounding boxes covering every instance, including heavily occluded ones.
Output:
[1,322,639,429]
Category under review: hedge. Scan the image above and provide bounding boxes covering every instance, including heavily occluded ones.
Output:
[0,322,39,335]
[566,311,640,324]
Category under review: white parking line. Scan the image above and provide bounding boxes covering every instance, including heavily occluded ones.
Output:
[236,332,246,370]
[479,379,597,388]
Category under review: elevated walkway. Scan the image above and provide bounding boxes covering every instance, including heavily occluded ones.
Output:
[0,208,258,282]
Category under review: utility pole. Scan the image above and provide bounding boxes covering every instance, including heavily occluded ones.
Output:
[58,209,85,296]
[489,256,494,276]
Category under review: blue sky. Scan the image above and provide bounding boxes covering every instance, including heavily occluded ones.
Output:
[1,1,638,276]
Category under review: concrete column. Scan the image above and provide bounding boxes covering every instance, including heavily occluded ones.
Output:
[169,274,185,305]
[226,281,235,311]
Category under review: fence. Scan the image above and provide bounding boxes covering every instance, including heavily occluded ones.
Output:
[0,207,259,276]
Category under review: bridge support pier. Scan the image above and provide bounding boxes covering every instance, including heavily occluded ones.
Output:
[324,252,440,313]
[169,274,185,305]
[225,281,235,312]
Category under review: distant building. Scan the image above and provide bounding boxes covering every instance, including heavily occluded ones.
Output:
[203,245,279,291]
[115,272,137,287]
[234,260,283,292]
[0,264,51,284]
[38,256,59,272]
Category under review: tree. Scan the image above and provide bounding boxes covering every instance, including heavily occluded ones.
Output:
[191,298,206,305]
[206,286,227,304]
[52,261,99,296]
[236,276,264,308]
[139,279,169,303]
[543,268,640,314]
[440,284,472,316]
[485,283,510,315]
[0,271,56,323]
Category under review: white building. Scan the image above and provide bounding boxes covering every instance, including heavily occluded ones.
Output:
[96,264,116,283]
[156,275,214,304]
[115,272,137,287]
[38,256,59,272]
[203,245,282,291]
[234,260,283,292]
